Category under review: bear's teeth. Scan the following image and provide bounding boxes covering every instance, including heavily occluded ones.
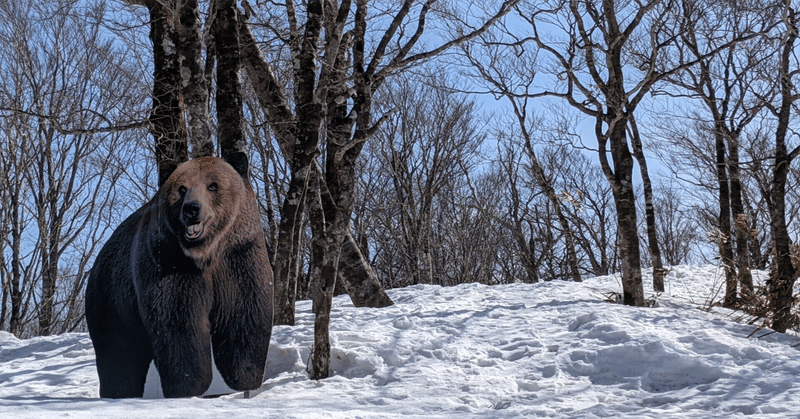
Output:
[186,223,203,238]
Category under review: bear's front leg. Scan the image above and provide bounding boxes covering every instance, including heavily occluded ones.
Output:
[139,274,214,398]
[211,255,273,392]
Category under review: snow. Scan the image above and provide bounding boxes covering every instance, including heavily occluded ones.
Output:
[1,265,799,418]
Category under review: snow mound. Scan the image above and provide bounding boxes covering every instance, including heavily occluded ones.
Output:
[1,265,799,418]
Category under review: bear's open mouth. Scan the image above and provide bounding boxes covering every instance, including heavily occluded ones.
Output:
[184,222,205,241]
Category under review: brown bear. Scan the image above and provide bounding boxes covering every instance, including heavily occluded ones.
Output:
[85,153,273,398]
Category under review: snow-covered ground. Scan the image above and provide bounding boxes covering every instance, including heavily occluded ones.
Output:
[1,265,799,418]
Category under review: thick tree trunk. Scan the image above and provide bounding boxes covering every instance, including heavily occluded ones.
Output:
[629,117,665,292]
[272,0,326,326]
[613,178,645,306]
[213,0,246,157]
[310,12,365,375]
[310,233,340,379]
[308,153,392,378]
[599,117,645,307]
[769,173,795,332]
[308,170,342,380]
[338,232,393,307]
[310,157,356,380]
[592,10,645,306]
[147,1,189,186]
[177,0,213,158]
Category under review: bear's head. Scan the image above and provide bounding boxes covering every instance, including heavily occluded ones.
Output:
[160,156,248,263]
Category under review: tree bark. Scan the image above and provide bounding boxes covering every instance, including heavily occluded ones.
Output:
[274,0,326,326]
[307,170,334,380]
[598,117,645,307]
[728,137,754,296]
[239,15,392,319]
[768,3,799,333]
[629,116,666,292]
[338,221,393,307]
[8,178,23,336]
[177,0,213,158]
[309,2,360,375]
[147,1,189,186]
[714,126,738,308]
[212,0,246,158]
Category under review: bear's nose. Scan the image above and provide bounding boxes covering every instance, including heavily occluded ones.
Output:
[182,201,201,220]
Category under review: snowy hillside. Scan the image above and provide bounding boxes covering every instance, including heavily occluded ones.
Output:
[1,265,799,418]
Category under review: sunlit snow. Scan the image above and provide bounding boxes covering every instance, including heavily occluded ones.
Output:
[1,265,798,418]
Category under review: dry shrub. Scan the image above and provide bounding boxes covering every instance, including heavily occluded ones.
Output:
[734,285,800,337]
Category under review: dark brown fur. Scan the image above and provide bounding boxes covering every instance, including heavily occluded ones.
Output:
[86,155,273,398]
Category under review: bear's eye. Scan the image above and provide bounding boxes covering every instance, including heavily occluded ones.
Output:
[178,185,187,195]
[208,182,218,192]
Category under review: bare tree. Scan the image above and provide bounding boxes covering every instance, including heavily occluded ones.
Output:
[653,184,703,266]
[763,0,800,333]
[437,173,505,285]
[239,1,394,326]
[556,148,618,277]
[628,115,666,291]
[493,142,551,283]
[463,36,582,283]
[368,73,486,286]
[0,116,35,336]
[491,0,740,305]
[239,0,520,378]
[0,0,148,336]
[661,0,775,306]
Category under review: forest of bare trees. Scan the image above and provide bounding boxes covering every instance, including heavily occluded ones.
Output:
[2,0,800,374]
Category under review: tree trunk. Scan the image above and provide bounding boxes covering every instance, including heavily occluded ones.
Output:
[629,117,666,292]
[239,13,392,319]
[147,1,189,186]
[528,152,582,283]
[213,0,246,158]
[35,132,60,336]
[310,10,364,375]
[338,232,393,307]
[310,233,340,379]
[308,169,342,380]
[714,127,738,308]
[177,0,213,158]
[768,7,799,333]
[8,190,23,337]
[510,96,581,283]
[769,168,796,332]
[728,137,753,296]
[599,117,645,307]
[38,219,60,336]
[273,0,326,326]
[310,158,356,380]
[613,180,645,306]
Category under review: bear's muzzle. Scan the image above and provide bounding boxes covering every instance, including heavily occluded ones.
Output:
[181,201,206,242]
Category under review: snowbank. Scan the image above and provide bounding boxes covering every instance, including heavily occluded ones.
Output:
[1,265,798,418]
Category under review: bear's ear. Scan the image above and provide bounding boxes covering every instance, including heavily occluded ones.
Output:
[224,151,250,180]
[158,159,181,188]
